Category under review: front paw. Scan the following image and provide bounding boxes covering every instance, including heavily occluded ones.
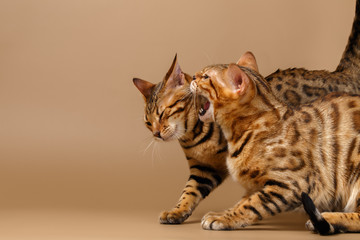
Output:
[201,212,237,230]
[159,210,190,224]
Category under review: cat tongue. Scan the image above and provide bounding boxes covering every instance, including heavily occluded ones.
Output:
[199,101,210,116]
[203,101,210,111]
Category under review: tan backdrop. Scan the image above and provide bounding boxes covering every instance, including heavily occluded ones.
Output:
[0,0,356,239]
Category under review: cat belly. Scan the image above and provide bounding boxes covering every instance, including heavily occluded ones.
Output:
[225,155,262,192]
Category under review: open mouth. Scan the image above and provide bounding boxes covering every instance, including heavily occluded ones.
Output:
[199,100,210,116]
[198,95,210,116]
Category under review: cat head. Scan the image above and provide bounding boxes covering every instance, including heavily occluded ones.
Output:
[190,52,262,123]
[133,55,193,141]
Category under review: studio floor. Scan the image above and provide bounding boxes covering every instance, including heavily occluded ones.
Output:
[0,208,357,240]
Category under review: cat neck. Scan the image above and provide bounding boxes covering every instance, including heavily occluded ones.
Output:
[177,100,204,143]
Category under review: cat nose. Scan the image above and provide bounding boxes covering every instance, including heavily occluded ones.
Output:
[153,131,162,139]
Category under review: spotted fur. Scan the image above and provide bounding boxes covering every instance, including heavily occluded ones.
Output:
[132,0,360,225]
[191,55,360,234]
[267,0,360,106]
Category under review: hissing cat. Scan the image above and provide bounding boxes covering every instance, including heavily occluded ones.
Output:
[133,0,360,225]
[190,53,360,235]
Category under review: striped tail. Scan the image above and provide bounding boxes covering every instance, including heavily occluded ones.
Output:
[336,0,360,78]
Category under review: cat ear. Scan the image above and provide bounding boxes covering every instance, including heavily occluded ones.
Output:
[226,63,252,96]
[164,54,185,89]
[236,51,259,72]
[133,78,155,99]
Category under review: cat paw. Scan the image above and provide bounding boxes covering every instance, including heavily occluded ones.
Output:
[201,212,238,230]
[159,210,190,224]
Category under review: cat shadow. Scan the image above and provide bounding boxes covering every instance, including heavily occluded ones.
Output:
[183,212,308,231]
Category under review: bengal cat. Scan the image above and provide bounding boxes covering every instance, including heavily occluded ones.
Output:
[133,0,360,225]
[190,53,360,235]
[267,0,360,106]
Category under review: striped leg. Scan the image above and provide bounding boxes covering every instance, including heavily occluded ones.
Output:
[302,192,360,235]
[160,160,227,224]
[201,182,301,230]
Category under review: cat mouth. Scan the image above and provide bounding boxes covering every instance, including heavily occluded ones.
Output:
[198,95,211,118]
[161,125,178,141]
[199,99,210,116]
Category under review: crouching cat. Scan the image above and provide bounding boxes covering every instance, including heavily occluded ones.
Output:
[190,52,360,235]
[133,0,360,226]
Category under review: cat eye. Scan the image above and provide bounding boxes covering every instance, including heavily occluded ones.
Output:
[203,74,209,79]
[192,75,196,81]
[145,121,152,126]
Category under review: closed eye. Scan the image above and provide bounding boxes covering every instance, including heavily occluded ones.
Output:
[145,121,152,126]
[159,110,165,121]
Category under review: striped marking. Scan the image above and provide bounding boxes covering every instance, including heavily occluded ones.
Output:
[330,103,340,197]
[190,165,216,173]
[313,107,327,166]
[259,191,282,213]
[189,165,223,185]
[244,205,263,220]
[216,145,228,154]
[168,107,185,118]
[197,186,211,198]
[209,79,219,98]
[262,203,275,216]
[269,191,288,205]
[231,132,253,158]
[188,175,213,188]
[183,122,214,149]
[345,138,357,183]
[212,174,223,186]
[264,180,289,189]
[192,119,204,139]
[290,122,300,145]
[168,99,182,108]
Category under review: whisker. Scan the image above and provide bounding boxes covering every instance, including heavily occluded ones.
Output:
[152,140,162,167]
[142,138,155,155]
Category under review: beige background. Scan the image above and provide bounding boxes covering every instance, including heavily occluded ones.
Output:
[0,0,358,239]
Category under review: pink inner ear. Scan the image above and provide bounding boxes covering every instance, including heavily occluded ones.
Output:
[237,79,243,89]
[166,57,184,89]
[227,64,244,89]
[226,64,250,96]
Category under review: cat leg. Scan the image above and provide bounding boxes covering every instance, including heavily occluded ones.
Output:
[160,159,227,224]
[201,184,301,230]
[302,192,360,235]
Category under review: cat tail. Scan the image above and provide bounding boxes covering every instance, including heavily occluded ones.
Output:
[336,0,360,77]
[301,192,335,235]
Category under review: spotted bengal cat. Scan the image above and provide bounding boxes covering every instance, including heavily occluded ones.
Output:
[190,53,360,235]
[133,0,360,226]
